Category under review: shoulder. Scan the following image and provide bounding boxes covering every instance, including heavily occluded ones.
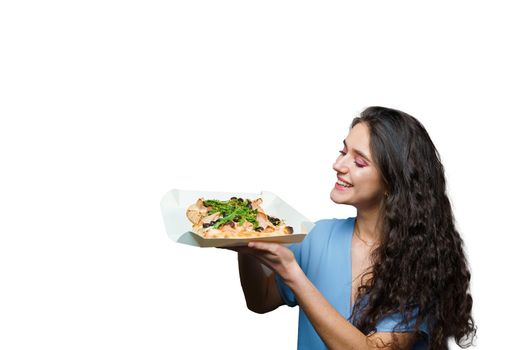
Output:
[312,216,355,231]
[310,217,355,236]
[301,216,355,245]
[290,217,355,271]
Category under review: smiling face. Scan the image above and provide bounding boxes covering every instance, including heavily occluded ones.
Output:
[330,122,387,210]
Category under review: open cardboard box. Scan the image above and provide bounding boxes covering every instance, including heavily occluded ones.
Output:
[160,189,315,247]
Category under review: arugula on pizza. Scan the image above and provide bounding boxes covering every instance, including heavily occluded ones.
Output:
[186,196,294,238]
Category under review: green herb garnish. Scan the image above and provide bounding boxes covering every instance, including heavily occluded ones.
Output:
[203,197,260,229]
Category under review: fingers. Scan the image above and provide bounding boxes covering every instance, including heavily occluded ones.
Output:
[247,241,279,253]
[216,242,282,257]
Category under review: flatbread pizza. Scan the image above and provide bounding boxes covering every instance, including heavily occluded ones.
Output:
[186,196,294,238]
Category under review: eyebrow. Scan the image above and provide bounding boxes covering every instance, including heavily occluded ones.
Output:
[343,140,372,162]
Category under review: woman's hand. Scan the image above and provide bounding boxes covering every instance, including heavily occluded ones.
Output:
[218,242,301,284]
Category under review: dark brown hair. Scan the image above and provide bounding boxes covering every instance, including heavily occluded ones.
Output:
[348,106,477,350]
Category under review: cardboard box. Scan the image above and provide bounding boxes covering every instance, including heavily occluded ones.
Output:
[160,189,315,247]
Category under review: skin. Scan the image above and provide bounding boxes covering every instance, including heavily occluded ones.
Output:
[332,122,386,309]
[331,122,387,244]
[220,123,419,349]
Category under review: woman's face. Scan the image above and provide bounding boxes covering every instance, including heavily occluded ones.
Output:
[330,122,387,210]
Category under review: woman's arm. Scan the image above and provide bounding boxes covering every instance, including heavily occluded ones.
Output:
[237,252,284,313]
[247,242,418,350]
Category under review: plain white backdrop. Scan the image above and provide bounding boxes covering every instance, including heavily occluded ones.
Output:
[1,1,523,349]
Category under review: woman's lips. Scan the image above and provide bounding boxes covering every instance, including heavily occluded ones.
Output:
[335,182,353,190]
[337,177,352,185]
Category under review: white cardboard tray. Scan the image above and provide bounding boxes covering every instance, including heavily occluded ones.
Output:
[160,189,315,247]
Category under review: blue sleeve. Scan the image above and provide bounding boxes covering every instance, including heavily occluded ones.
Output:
[274,219,324,307]
[375,308,430,337]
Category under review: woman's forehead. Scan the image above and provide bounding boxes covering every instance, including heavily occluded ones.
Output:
[345,124,371,155]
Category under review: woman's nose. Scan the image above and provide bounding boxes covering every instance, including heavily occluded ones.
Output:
[333,159,349,173]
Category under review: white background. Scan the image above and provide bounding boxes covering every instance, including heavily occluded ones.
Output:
[1,1,523,349]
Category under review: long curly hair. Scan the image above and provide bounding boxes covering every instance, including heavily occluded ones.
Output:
[347,106,477,350]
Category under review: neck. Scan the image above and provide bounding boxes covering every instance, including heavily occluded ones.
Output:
[355,207,382,243]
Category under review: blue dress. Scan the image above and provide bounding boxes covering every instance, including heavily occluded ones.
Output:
[274,217,430,350]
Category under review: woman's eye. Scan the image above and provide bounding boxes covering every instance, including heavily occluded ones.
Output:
[339,151,366,168]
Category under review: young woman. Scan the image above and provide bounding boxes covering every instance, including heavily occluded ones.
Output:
[220,106,476,350]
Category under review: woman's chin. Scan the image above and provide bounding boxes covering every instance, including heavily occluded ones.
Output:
[330,189,352,204]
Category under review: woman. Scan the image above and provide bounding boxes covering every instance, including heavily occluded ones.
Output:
[220,106,476,350]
